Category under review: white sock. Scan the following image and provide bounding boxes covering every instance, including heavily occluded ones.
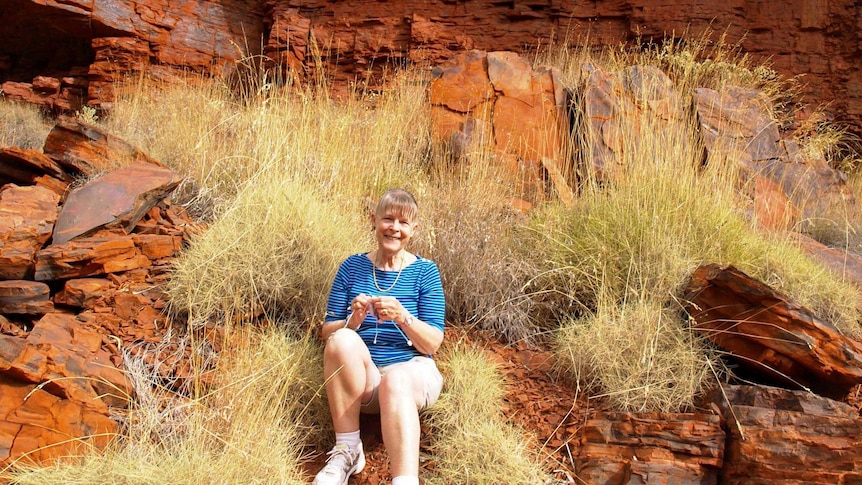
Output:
[392,476,419,485]
[334,430,361,450]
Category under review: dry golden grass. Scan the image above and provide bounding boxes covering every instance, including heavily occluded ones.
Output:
[104,71,433,217]
[166,176,361,328]
[0,100,52,149]
[3,326,323,484]
[425,344,551,484]
[555,299,714,412]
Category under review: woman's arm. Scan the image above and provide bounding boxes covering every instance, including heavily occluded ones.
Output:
[320,293,372,340]
[393,310,444,355]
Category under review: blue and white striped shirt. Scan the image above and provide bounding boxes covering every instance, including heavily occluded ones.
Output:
[325,253,445,367]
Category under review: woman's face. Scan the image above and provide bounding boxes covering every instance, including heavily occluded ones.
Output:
[372,208,416,257]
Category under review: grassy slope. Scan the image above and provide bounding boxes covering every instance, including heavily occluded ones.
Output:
[2,35,861,482]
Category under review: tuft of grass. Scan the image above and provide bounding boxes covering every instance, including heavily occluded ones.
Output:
[3,326,323,484]
[103,70,433,219]
[413,183,545,343]
[425,344,551,485]
[555,299,714,412]
[166,176,362,328]
[0,100,52,149]
[533,33,862,411]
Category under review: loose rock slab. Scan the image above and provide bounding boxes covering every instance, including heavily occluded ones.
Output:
[0,281,53,315]
[684,264,862,398]
[0,147,71,195]
[52,161,181,244]
[53,278,115,309]
[42,116,165,177]
[35,236,150,281]
[0,185,61,280]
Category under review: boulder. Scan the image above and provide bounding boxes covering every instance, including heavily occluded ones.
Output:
[684,264,862,398]
[35,235,150,281]
[42,117,165,178]
[0,185,61,280]
[0,281,53,315]
[580,63,686,183]
[575,412,724,485]
[430,49,494,115]
[694,86,855,231]
[53,278,114,309]
[0,147,72,196]
[52,161,182,244]
[709,385,862,484]
[429,50,571,204]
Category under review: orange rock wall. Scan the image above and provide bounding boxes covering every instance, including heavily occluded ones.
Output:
[270,0,860,132]
[1,1,859,133]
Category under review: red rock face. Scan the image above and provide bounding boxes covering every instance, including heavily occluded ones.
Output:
[0,1,859,134]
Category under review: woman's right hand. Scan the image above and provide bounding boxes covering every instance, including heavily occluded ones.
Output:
[348,293,374,328]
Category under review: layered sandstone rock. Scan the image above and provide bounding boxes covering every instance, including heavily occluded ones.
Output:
[0,147,72,195]
[0,118,203,467]
[0,1,858,135]
[429,50,571,207]
[710,385,862,484]
[684,264,862,399]
[575,412,725,484]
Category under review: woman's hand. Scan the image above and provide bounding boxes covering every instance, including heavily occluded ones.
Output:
[369,295,443,354]
[348,293,374,328]
[369,296,407,324]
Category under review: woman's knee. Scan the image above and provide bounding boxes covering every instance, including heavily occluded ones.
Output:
[324,328,366,360]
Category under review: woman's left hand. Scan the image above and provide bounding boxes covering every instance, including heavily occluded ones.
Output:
[369,296,443,355]
[369,296,406,323]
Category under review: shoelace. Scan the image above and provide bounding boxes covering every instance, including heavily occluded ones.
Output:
[320,446,354,476]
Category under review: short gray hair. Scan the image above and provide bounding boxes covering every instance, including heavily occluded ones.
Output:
[376,188,418,221]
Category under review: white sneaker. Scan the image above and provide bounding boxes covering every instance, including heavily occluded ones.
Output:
[312,442,365,485]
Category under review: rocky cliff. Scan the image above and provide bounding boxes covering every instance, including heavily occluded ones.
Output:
[1,1,860,134]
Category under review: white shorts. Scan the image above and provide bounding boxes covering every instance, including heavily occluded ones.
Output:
[360,356,443,412]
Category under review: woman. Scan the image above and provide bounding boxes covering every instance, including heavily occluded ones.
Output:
[314,188,445,485]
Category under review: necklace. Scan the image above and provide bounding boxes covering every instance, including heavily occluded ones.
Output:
[372,254,404,293]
